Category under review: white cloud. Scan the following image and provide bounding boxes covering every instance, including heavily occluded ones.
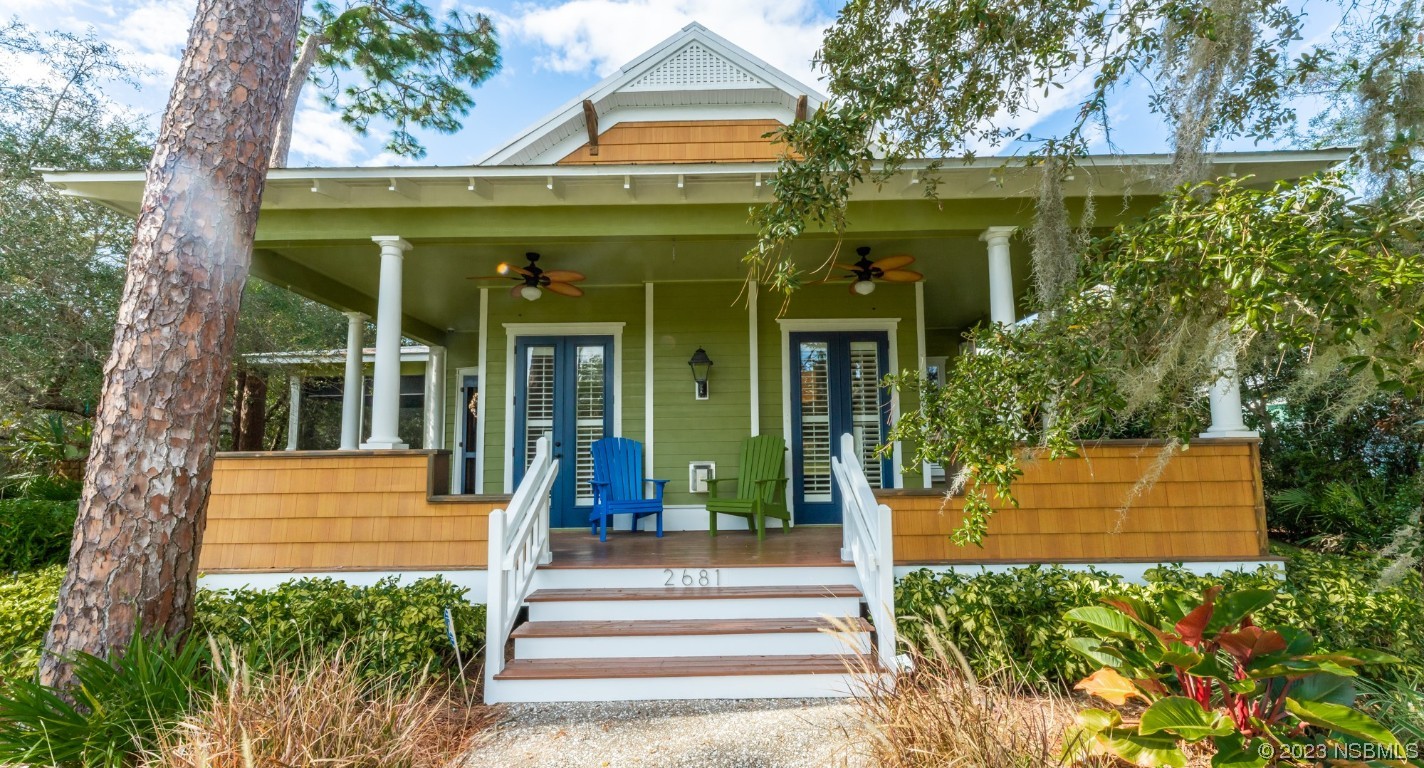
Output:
[289,103,365,167]
[109,0,192,55]
[103,0,192,87]
[359,149,422,167]
[508,0,832,88]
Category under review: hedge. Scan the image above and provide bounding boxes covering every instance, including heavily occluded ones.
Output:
[895,549,1424,687]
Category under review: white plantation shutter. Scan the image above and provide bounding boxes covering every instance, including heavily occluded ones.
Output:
[523,346,556,472]
[798,341,833,503]
[573,344,606,506]
[848,340,885,488]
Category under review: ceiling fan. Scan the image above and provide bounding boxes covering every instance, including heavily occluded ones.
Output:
[831,247,923,295]
[468,252,586,300]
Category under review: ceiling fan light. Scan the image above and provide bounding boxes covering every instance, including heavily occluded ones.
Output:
[520,285,543,301]
[853,280,876,295]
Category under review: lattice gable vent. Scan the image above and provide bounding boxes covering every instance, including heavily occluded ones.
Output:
[624,42,768,91]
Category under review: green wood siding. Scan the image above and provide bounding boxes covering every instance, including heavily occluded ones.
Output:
[651,282,753,506]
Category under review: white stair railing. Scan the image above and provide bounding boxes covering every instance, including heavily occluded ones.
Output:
[485,436,558,689]
[832,432,899,673]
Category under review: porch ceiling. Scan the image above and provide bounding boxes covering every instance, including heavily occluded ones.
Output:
[255,233,1028,340]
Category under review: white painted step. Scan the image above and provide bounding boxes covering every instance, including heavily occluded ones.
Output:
[533,565,858,590]
[511,617,872,659]
[487,654,877,703]
[524,585,863,622]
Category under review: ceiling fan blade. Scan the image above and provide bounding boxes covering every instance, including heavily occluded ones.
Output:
[509,284,526,298]
[541,270,586,282]
[849,281,863,295]
[831,263,862,271]
[467,274,514,280]
[870,254,914,271]
[877,269,923,282]
[497,262,533,277]
[544,281,584,297]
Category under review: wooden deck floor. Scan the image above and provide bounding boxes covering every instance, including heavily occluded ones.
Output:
[546,527,845,569]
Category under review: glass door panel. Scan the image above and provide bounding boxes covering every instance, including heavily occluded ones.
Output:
[573,344,607,507]
[797,341,833,504]
[514,336,614,528]
[523,345,557,471]
[848,340,885,488]
[789,331,891,525]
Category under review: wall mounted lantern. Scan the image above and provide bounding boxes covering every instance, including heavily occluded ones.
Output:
[688,347,713,400]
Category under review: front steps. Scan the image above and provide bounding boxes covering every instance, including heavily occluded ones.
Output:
[487,575,876,703]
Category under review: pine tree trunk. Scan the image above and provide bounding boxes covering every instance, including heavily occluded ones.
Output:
[40,0,301,688]
[229,369,248,449]
[269,32,325,169]
[235,371,268,451]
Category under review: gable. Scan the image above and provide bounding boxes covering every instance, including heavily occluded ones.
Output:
[477,23,822,167]
[624,42,768,91]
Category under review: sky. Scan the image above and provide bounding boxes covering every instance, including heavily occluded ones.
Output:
[0,0,1341,168]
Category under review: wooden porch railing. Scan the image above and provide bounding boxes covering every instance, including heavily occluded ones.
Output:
[833,432,899,673]
[484,436,558,690]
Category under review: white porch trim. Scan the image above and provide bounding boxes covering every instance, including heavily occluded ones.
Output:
[982,226,1018,325]
[502,322,626,494]
[475,289,489,493]
[645,283,655,479]
[748,281,760,436]
[423,345,446,449]
[362,235,411,450]
[777,318,903,517]
[286,374,301,451]
[915,283,932,488]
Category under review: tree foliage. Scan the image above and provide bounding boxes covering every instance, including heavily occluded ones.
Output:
[0,23,151,422]
[273,1,501,164]
[754,0,1424,544]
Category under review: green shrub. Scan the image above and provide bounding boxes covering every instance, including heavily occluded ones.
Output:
[0,499,78,570]
[1,475,84,502]
[0,631,210,768]
[1358,675,1424,745]
[1065,585,1404,766]
[895,550,1424,687]
[0,566,63,683]
[195,576,485,681]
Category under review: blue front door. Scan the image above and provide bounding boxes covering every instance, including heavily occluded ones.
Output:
[514,336,614,528]
[790,331,893,525]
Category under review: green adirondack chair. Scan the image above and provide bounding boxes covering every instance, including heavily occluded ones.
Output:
[707,435,789,540]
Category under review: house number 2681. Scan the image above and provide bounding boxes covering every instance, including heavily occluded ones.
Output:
[664,568,720,587]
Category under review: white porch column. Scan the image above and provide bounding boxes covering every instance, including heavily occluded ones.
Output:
[362,236,411,450]
[423,345,446,449]
[981,226,1018,325]
[339,311,366,450]
[1201,328,1257,438]
[285,375,301,450]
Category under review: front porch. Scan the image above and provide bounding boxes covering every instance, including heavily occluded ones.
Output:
[197,436,1270,577]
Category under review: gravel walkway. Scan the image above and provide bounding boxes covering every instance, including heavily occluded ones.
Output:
[463,698,873,768]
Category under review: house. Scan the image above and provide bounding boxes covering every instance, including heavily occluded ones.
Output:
[46,23,1340,702]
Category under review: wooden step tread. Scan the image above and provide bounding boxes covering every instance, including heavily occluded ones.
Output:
[493,654,860,680]
[525,585,863,602]
[511,616,872,638]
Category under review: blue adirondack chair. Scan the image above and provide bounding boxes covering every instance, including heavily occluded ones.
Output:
[589,437,668,541]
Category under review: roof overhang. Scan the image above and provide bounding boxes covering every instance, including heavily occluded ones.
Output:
[43,149,1351,216]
